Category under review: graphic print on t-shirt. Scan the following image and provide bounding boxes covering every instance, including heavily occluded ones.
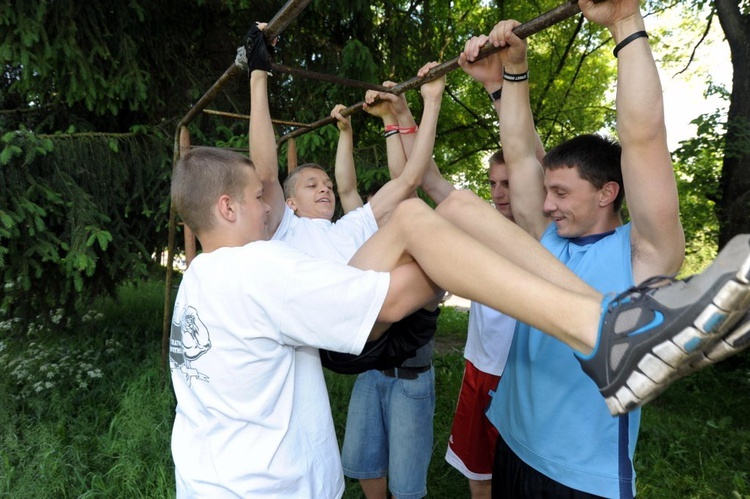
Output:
[170,304,211,386]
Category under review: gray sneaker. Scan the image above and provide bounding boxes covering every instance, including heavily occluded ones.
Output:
[682,310,750,370]
[577,234,750,416]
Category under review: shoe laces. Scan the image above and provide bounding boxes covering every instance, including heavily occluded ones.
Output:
[605,274,678,313]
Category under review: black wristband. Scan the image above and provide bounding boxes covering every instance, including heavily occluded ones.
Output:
[503,70,529,82]
[613,31,648,58]
[488,87,503,102]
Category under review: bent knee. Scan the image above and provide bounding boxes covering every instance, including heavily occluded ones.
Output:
[435,188,476,216]
[390,197,432,225]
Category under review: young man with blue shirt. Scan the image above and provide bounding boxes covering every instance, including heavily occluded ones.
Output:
[459,0,750,497]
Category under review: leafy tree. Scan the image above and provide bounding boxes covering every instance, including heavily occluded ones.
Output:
[712,0,750,245]
[2,0,733,324]
[0,0,242,323]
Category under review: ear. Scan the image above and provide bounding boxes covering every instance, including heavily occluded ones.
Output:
[598,181,620,208]
[286,197,297,212]
[218,194,237,222]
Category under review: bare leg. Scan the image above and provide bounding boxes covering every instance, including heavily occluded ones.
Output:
[349,198,600,352]
[359,477,388,499]
[469,478,491,499]
[436,189,598,299]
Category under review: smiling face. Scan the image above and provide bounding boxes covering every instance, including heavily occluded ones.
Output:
[285,166,336,220]
[542,166,615,238]
[488,161,513,221]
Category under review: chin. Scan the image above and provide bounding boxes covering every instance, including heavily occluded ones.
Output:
[554,221,571,237]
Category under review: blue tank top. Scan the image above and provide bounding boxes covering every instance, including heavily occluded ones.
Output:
[487,223,639,498]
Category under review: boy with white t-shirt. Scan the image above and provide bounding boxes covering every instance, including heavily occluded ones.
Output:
[246,24,443,266]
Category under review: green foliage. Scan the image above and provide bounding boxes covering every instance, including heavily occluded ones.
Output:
[635,359,750,498]
[0,0,736,333]
[0,280,172,497]
[0,127,172,325]
[1,283,748,497]
[672,105,725,274]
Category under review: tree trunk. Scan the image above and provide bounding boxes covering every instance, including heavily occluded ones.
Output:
[715,0,750,247]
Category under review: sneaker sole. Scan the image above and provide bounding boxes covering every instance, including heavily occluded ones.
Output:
[681,311,750,371]
[605,234,750,415]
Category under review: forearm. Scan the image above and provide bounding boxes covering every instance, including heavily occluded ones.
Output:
[334,129,363,213]
[499,62,549,238]
[389,98,453,203]
[393,106,417,158]
[249,69,286,233]
[401,97,442,189]
[498,61,537,164]
[382,113,408,180]
[249,70,279,183]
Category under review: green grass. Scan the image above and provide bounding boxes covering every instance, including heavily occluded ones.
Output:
[1,280,748,498]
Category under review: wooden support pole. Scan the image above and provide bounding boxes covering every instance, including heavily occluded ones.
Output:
[287,137,298,172]
[277,0,583,145]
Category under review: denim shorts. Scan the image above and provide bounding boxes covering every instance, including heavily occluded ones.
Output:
[341,366,436,499]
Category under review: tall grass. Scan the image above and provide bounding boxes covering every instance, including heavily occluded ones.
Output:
[1,281,748,498]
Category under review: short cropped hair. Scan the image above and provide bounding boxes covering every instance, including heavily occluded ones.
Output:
[488,150,505,166]
[282,163,329,199]
[171,147,254,235]
[542,134,624,213]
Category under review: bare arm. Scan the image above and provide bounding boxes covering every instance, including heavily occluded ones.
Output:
[331,104,364,214]
[579,0,684,281]
[363,83,409,182]
[368,62,446,225]
[463,26,549,240]
[370,82,455,205]
[249,68,286,235]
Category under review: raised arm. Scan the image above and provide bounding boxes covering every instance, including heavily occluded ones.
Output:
[462,26,549,240]
[367,82,455,205]
[246,24,285,234]
[331,104,364,214]
[368,62,446,225]
[579,0,684,281]
[363,83,410,182]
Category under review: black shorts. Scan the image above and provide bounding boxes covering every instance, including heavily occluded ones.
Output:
[319,307,440,375]
[492,436,609,499]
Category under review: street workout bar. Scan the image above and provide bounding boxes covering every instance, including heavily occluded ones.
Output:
[276,0,584,145]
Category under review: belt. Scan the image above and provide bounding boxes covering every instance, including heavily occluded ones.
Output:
[380,365,431,380]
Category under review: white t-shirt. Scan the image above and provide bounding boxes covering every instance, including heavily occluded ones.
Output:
[273,204,378,263]
[169,240,390,498]
[464,302,516,376]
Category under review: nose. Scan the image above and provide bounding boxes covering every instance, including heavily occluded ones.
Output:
[542,193,555,215]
